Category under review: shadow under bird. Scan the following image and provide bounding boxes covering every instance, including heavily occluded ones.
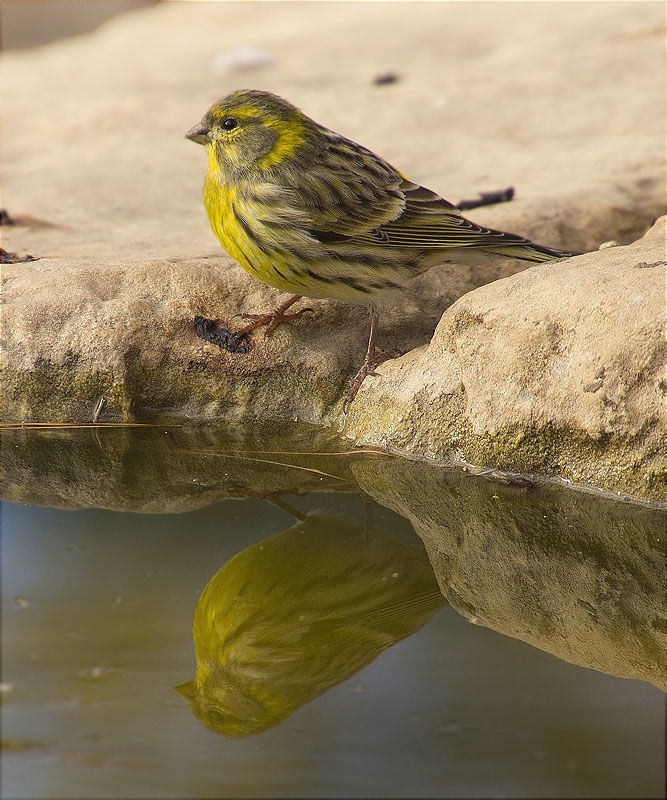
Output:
[186,90,572,405]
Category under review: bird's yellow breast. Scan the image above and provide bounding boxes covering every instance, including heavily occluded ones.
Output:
[202,150,246,266]
[202,146,303,294]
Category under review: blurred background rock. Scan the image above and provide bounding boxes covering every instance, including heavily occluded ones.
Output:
[2,0,159,50]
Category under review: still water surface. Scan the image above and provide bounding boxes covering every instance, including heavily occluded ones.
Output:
[2,424,665,798]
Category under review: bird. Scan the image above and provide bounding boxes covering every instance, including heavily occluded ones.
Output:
[186,89,572,405]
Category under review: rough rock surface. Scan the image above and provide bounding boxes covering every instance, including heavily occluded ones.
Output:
[346,219,667,501]
[1,2,665,500]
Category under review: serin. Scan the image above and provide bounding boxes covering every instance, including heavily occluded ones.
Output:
[186,90,571,405]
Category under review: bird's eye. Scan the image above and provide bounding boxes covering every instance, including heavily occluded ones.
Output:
[221,117,238,131]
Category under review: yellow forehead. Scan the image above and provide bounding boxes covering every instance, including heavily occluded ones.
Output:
[208,102,264,123]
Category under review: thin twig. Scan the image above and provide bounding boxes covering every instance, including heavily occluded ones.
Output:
[173,448,346,481]
[91,397,106,423]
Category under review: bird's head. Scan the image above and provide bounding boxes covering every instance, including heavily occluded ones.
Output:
[186,89,314,174]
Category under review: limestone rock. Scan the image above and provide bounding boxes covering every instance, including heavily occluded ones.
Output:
[1,1,665,500]
[345,219,667,501]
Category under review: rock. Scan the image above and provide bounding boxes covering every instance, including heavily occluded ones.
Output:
[1,245,544,425]
[2,2,663,261]
[1,254,359,425]
[351,456,667,691]
[345,218,667,501]
[1,2,665,500]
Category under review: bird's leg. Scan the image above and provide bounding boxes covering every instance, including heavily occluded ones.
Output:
[263,493,308,521]
[344,313,392,409]
[233,294,314,338]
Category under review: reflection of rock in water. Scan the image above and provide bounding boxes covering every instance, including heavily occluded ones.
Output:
[175,512,446,737]
[0,423,357,513]
[353,459,667,691]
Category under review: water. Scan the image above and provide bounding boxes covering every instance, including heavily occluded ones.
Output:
[2,424,665,798]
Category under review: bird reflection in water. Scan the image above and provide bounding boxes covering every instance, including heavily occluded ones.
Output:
[175,505,446,737]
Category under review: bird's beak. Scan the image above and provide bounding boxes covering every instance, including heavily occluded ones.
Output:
[185,121,211,145]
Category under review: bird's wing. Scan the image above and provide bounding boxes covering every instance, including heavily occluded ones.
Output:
[356,179,540,249]
[294,131,408,236]
[298,138,533,250]
[397,179,461,213]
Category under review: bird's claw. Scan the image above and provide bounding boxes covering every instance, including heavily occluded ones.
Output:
[263,307,315,337]
[231,302,315,339]
[343,350,395,412]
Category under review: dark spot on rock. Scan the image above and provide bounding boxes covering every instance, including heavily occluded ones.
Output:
[507,476,533,490]
[453,310,485,333]
[63,350,80,369]
[634,261,666,269]
[0,248,38,263]
[2,214,57,229]
[637,176,657,190]
[576,599,598,618]
[456,187,514,210]
[373,72,400,85]
[194,316,249,354]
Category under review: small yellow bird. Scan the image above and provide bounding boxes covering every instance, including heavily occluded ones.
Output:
[186,90,571,404]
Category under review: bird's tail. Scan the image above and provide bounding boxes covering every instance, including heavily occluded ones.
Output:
[485,242,575,262]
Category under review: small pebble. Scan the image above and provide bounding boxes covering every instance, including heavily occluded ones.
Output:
[211,45,274,75]
[0,248,37,263]
[373,72,400,85]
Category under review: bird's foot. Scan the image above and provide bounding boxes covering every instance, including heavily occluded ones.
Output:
[343,312,395,412]
[236,307,315,337]
[233,294,314,339]
[343,349,393,412]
